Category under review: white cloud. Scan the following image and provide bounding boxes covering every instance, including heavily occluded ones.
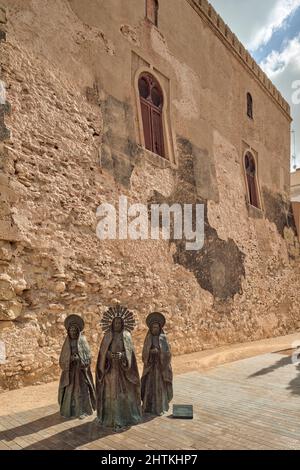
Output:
[248,0,300,51]
[260,36,300,166]
[211,0,300,51]
[260,34,300,77]
[210,0,276,47]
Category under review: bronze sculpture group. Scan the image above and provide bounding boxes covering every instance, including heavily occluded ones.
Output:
[58,307,173,430]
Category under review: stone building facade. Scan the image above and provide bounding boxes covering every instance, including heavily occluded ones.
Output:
[0,0,299,390]
[291,169,300,240]
[291,169,300,203]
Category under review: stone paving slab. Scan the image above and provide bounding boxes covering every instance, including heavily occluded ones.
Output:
[0,352,300,450]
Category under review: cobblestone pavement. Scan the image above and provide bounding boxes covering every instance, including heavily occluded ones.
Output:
[0,352,300,450]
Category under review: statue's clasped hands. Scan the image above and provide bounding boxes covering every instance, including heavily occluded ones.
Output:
[150,348,159,355]
[71,353,80,362]
[110,351,124,360]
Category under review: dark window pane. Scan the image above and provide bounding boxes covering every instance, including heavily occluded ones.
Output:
[245,152,256,175]
[248,175,258,207]
[151,108,165,157]
[245,154,250,170]
[247,93,253,119]
[146,0,159,27]
[140,100,152,152]
[151,86,163,107]
[139,77,149,99]
[245,152,259,208]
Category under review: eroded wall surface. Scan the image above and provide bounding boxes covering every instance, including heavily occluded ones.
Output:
[0,0,299,390]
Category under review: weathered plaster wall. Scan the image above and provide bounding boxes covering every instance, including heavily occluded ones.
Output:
[291,169,300,202]
[0,0,299,391]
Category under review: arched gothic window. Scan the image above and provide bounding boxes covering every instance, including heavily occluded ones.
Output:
[247,92,253,119]
[245,152,260,208]
[138,73,165,158]
[146,0,159,27]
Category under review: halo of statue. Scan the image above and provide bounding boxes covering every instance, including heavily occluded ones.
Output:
[100,305,136,332]
[64,314,84,332]
[146,311,166,329]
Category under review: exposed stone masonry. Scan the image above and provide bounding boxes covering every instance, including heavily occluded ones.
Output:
[0,1,299,391]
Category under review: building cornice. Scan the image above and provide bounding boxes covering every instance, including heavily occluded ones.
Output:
[186,0,291,121]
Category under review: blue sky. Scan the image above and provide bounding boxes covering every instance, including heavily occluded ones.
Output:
[210,0,300,168]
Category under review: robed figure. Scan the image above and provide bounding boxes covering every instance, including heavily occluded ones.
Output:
[141,312,173,415]
[96,306,142,430]
[58,314,96,419]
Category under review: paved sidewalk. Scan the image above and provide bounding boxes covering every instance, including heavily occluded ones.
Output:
[0,350,300,450]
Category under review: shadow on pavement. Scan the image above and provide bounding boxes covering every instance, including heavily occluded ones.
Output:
[22,420,124,450]
[0,404,156,450]
[247,355,292,378]
[287,363,300,396]
[247,351,300,397]
[0,406,64,442]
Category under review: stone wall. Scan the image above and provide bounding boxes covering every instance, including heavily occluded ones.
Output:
[291,169,300,202]
[0,0,299,391]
